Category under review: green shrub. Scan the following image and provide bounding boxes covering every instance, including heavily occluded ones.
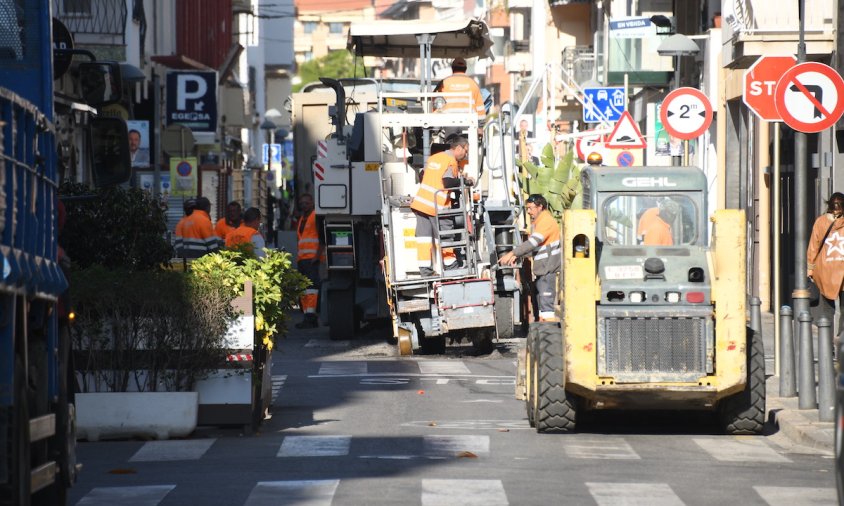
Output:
[59,182,172,271]
[190,249,309,350]
[516,142,582,217]
[70,266,234,392]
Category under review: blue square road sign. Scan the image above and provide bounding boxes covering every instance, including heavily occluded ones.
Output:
[583,87,626,123]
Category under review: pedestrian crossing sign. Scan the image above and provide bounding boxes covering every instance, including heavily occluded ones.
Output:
[583,87,626,123]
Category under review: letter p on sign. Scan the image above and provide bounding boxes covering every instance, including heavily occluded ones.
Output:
[743,56,797,121]
[176,74,208,110]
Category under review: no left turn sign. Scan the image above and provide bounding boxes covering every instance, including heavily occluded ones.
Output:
[774,62,844,133]
[659,87,713,141]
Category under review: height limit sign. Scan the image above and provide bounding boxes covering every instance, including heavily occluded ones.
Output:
[659,87,713,141]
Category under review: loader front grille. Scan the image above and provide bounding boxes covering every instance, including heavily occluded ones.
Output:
[600,315,711,382]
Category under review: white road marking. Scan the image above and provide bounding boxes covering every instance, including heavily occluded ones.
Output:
[304,339,350,348]
[244,480,339,506]
[423,435,489,458]
[565,438,640,460]
[277,435,351,457]
[586,482,684,506]
[461,399,504,403]
[76,485,175,506]
[318,361,367,375]
[693,437,791,463]
[422,479,508,506]
[402,420,531,430]
[418,361,471,375]
[271,375,287,403]
[754,486,837,505]
[129,439,216,462]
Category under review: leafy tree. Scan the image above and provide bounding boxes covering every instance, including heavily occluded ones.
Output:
[293,50,368,92]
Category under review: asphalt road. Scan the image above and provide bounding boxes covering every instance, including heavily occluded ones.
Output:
[68,321,836,506]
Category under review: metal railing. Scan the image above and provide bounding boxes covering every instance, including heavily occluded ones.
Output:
[52,0,126,40]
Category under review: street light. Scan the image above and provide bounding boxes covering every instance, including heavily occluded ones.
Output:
[657,33,700,89]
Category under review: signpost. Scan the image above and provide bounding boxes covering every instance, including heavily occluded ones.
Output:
[774,61,844,133]
[743,56,797,121]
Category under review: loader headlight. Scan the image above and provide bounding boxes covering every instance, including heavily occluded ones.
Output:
[665,291,681,303]
[629,291,645,303]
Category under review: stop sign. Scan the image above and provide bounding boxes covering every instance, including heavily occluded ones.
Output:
[743,56,797,121]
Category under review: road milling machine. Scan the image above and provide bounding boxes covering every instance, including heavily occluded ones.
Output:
[516,166,765,434]
[292,19,524,353]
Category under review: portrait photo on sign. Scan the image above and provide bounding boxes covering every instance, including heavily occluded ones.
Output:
[127,120,150,168]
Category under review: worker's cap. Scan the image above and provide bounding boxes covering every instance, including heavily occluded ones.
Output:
[451,57,467,69]
[183,198,197,209]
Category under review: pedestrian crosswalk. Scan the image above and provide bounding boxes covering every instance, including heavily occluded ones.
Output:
[73,434,834,505]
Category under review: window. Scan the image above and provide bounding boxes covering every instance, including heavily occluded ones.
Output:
[329,22,344,34]
[61,0,92,15]
[303,21,317,34]
[601,194,698,246]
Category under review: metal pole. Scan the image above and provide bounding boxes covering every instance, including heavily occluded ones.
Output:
[774,121,781,376]
[798,310,817,409]
[779,305,796,396]
[792,0,810,323]
[817,317,835,421]
[153,72,161,199]
[750,296,761,332]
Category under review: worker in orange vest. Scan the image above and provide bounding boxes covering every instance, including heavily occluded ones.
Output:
[295,193,324,329]
[174,197,219,258]
[638,199,680,246]
[498,194,561,321]
[411,136,471,277]
[225,207,266,257]
[215,201,242,241]
[434,57,485,122]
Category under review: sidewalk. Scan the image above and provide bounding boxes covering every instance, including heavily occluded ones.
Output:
[760,310,835,451]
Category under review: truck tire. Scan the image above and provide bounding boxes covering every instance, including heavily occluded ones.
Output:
[719,327,766,435]
[1,358,31,506]
[420,335,446,355]
[328,288,355,341]
[535,322,577,433]
[494,295,514,340]
[472,328,495,355]
[525,325,538,427]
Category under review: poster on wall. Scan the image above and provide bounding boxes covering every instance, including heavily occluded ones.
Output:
[138,173,171,200]
[127,120,150,168]
[169,157,198,196]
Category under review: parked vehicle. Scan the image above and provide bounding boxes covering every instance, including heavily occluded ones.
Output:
[0,3,130,504]
[517,166,765,434]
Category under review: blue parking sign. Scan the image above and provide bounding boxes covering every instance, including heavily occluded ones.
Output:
[263,143,282,165]
[583,87,626,123]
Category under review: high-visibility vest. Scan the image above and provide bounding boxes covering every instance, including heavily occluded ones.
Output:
[529,210,561,276]
[410,151,457,217]
[174,210,220,258]
[215,217,237,240]
[226,225,260,248]
[437,73,485,118]
[297,211,319,261]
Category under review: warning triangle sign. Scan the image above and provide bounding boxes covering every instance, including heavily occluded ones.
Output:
[605,111,646,149]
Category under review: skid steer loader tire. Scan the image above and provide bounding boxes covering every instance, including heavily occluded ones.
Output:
[535,322,577,433]
[525,325,537,427]
[719,327,766,435]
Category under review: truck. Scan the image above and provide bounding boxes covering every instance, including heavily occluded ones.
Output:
[0,3,131,504]
[292,19,524,353]
[517,166,765,434]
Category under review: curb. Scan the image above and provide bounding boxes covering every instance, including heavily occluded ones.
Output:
[766,378,834,451]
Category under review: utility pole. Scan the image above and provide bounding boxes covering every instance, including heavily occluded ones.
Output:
[793,0,809,319]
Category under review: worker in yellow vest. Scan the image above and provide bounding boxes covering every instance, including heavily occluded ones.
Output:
[295,193,324,329]
[411,136,470,277]
[498,194,561,321]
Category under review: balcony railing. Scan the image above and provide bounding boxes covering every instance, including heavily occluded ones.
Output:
[562,45,594,88]
[52,0,126,40]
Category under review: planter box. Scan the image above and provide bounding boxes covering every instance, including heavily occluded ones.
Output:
[75,392,199,441]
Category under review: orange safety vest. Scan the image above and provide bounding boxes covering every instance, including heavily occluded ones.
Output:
[297,211,319,261]
[410,151,458,217]
[215,217,237,240]
[437,73,485,118]
[226,225,260,248]
[175,210,215,239]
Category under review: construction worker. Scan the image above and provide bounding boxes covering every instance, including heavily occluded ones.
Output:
[295,193,323,329]
[638,199,680,246]
[226,207,266,257]
[174,197,219,258]
[434,57,485,121]
[497,194,561,321]
[215,201,242,241]
[411,136,470,276]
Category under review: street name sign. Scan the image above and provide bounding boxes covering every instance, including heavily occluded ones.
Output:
[659,87,713,140]
[743,56,797,121]
[774,62,844,133]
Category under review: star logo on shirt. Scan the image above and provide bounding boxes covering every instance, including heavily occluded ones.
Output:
[825,231,844,256]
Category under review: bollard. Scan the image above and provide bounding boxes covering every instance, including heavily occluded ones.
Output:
[750,296,762,333]
[779,306,796,397]
[798,311,817,409]
[816,317,835,422]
